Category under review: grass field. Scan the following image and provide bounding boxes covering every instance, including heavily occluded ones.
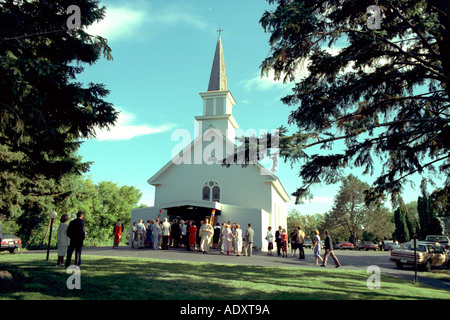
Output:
[1,253,449,300]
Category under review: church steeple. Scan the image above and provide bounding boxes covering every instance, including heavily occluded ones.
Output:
[207,35,228,92]
[196,34,238,142]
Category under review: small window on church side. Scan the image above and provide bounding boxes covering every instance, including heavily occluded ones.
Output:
[202,186,210,201]
[212,186,220,202]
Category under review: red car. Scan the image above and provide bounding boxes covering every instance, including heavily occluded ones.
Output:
[334,242,355,250]
[356,241,378,251]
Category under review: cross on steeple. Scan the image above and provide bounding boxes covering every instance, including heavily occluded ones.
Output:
[217,28,223,37]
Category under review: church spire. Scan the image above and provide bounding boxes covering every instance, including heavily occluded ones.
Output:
[207,33,228,92]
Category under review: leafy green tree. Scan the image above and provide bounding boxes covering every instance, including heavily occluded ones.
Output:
[260,0,450,205]
[53,177,145,246]
[363,205,395,241]
[322,174,393,242]
[287,208,324,238]
[0,0,117,240]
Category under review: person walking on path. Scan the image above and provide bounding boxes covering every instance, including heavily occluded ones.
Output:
[321,230,341,268]
[297,226,306,259]
[56,214,70,266]
[313,229,323,265]
[244,224,255,257]
[65,211,86,267]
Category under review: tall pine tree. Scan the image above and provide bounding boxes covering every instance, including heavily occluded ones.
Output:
[418,194,443,239]
[0,0,118,241]
[260,0,450,205]
[393,205,409,243]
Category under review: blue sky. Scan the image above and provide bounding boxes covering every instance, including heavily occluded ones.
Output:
[75,0,437,215]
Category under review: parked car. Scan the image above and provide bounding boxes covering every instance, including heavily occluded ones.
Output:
[303,237,312,249]
[356,241,378,251]
[382,240,396,251]
[334,242,355,250]
[0,234,22,254]
[390,241,450,271]
[425,235,450,250]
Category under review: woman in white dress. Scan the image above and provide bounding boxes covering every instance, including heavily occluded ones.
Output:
[56,214,70,267]
[313,229,324,265]
[234,224,243,256]
[223,224,233,255]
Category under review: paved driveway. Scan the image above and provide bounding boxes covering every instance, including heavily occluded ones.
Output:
[82,246,449,290]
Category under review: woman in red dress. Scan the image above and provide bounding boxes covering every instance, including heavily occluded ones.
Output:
[281,229,288,257]
[189,222,197,251]
[113,219,123,249]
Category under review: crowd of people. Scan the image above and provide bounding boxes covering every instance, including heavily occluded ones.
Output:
[127,219,256,256]
[123,219,341,267]
[51,211,341,268]
[266,226,341,267]
[52,211,341,268]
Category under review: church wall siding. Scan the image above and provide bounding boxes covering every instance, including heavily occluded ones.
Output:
[154,161,272,212]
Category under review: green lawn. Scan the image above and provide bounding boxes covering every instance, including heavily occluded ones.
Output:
[0,253,449,300]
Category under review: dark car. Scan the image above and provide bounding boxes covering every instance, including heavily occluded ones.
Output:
[425,235,450,250]
[303,237,312,249]
[0,234,22,254]
[356,241,378,251]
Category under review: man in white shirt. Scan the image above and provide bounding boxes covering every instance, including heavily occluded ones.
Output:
[199,219,214,254]
[161,218,171,250]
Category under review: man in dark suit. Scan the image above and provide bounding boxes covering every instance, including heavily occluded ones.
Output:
[275,226,282,256]
[65,211,86,267]
[321,230,341,268]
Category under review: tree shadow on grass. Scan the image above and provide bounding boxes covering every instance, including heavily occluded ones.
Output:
[1,255,449,300]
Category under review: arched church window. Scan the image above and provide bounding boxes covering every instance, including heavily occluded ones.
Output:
[202,180,220,202]
[202,186,210,201]
[212,186,220,202]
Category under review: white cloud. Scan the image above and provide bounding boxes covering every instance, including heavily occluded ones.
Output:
[240,70,296,92]
[85,6,146,41]
[150,4,209,32]
[94,109,176,141]
[308,196,334,205]
[85,4,210,41]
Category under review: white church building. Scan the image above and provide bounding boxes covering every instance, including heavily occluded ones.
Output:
[130,35,290,250]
